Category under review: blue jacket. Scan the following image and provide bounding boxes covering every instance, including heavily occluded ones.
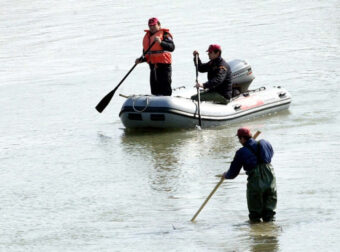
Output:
[225,138,274,179]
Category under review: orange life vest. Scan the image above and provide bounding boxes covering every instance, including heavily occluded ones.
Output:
[143,28,172,64]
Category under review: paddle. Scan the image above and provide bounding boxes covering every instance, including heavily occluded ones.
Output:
[190,130,261,222]
[95,41,156,113]
[194,54,202,127]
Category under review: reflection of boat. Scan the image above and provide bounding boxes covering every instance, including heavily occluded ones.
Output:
[119,59,292,129]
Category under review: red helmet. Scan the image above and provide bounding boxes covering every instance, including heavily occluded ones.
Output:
[148,17,159,26]
[206,44,221,53]
[236,127,252,138]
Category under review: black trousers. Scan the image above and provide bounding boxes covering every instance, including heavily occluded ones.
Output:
[149,63,172,96]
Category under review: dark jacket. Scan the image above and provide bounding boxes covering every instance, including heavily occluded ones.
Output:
[225,139,274,179]
[159,32,175,53]
[196,56,232,100]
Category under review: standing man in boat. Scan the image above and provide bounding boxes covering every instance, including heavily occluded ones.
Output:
[135,17,175,96]
[222,128,277,223]
[192,44,232,104]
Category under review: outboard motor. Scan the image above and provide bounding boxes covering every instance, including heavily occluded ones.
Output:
[229,59,255,93]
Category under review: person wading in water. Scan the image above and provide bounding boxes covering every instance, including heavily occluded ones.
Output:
[222,127,277,223]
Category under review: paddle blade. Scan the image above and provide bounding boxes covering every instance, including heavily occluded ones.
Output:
[95,90,115,113]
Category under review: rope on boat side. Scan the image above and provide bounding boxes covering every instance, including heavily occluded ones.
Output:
[132,96,149,112]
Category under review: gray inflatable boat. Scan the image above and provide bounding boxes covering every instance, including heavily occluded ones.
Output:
[119,59,292,129]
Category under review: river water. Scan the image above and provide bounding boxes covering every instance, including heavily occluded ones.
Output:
[1,0,340,251]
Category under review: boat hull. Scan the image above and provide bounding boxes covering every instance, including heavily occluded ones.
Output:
[119,87,291,129]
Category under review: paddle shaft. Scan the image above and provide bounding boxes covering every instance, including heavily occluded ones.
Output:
[195,55,202,127]
[95,41,156,113]
[190,130,261,222]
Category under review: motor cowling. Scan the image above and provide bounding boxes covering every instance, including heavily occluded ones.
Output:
[229,59,255,93]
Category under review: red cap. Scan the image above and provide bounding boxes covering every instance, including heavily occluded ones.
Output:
[148,17,159,26]
[206,44,221,53]
[236,127,252,138]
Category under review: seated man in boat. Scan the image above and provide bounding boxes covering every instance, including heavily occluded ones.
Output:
[192,44,232,104]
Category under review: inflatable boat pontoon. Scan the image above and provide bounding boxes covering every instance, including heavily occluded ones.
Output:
[119,59,292,129]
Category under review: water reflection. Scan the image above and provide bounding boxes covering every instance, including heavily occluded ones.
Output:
[120,129,190,192]
[120,127,239,192]
[248,222,280,252]
[97,132,114,144]
[120,127,241,164]
[120,129,187,167]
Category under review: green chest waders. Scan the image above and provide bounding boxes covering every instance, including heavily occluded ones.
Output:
[246,163,277,221]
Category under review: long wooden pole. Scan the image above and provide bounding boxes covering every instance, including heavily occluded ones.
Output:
[191,177,224,222]
[194,54,202,127]
[191,130,261,222]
